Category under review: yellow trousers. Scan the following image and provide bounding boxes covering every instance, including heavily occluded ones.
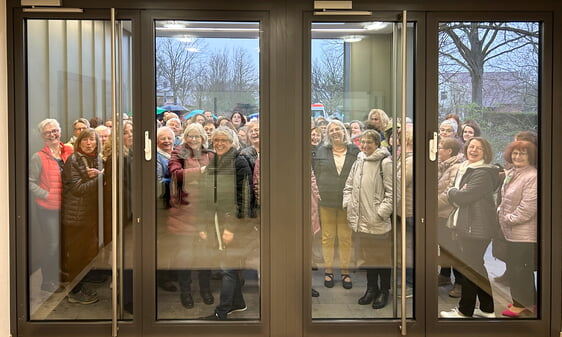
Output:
[320,206,352,271]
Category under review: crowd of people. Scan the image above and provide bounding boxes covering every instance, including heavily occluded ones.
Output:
[29,106,537,320]
[310,110,538,318]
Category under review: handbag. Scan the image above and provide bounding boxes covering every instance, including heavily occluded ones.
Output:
[445,207,458,229]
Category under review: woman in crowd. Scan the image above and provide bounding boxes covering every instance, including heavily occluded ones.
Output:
[167,123,214,309]
[343,130,393,309]
[240,122,259,172]
[29,118,73,293]
[230,111,247,130]
[311,127,322,158]
[349,120,365,147]
[436,137,464,297]
[498,141,538,318]
[313,120,360,289]
[461,121,481,144]
[61,128,104,304]
[201,126,255,320]
[367,109,390,147]
[440,137,502,318]
[203,120,216,150]
[237,126,249,149]
[445,113,461,138]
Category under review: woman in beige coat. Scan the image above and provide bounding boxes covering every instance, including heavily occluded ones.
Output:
[343,130,393,309]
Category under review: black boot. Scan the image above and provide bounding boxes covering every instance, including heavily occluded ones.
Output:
[180,292,194,309]
[358,287,377,305]
[372,290,389,309]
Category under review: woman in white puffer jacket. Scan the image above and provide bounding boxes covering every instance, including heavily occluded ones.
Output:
[343,130,393,309]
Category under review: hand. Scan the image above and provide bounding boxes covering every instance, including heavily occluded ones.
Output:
[200,166,206,174]
[87,168,103,178]
[222,229,234,245]
[199,231,207,240]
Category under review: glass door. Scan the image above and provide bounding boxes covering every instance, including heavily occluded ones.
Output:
[426,12,552,337]
[305,11,423,336]
[16,7,140,337]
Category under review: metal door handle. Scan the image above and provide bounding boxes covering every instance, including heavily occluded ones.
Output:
[144,130,152,161]
[429,131,438,162]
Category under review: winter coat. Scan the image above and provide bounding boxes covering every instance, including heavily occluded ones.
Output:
[498,165,537,243]
[313,143,360,208]
[437,154,462,218]
[167,144,212,234]
[199,147,255,245]
[29,143,73,210]
[343,148,393,235]
[397,152,414,217]
[447,163,502,239]
[60,151,103,282]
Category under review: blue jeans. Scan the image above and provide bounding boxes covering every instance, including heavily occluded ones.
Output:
[215,269,245,319]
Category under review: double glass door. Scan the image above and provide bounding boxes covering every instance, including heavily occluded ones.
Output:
[12,3,553,337]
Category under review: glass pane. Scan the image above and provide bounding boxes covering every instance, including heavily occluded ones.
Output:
[310,21,415,319]
[26,19,133,320]
[437,21,539,319]
[154,20,261,320]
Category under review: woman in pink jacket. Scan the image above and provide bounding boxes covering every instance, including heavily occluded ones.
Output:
[498,140,538,318]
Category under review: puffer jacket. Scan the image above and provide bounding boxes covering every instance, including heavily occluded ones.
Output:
[313,143,360,208]
[447,163,502,239]
[61,151,103,227]
[167,144,212,234]
[343,148,393,235]
[498,165,537,243]
[437,154,462,218]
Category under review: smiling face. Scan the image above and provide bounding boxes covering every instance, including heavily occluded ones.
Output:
[157,130,174,153]
[79,133,97,154]
[248,126,259,146]
[311,129,321,146]
[438,141,452,161]
[238,129,247,144]
[350,122,362,137]
[328,123,345,145]
[463,125,475,142]
[439,125,455,138]
[186,130,203,150]
[212,133,233,156]
[41,122,61,146]
[511,148,530,168]
[360,135,377,156]
[466,139,485,163]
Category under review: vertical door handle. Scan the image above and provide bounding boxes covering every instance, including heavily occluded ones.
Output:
[429,131,438,162]
[144,131,152,161]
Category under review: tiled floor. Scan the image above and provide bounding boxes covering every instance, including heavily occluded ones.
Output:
[28,242,524,321]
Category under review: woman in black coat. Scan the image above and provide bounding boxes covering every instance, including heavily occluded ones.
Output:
[440,137,502,319]
[61,128,104,305]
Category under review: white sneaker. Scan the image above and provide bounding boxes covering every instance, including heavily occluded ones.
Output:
[440,307,471,318]
[473,308,496,318]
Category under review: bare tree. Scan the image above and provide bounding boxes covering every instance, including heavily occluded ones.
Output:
[311,40,344,115]
[156,38,205,105]
[439,22,539,109]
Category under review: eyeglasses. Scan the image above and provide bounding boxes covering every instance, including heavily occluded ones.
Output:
[42,129,60,136]
[512,151,528,157]
[213,138,231,144]
[74,127,87,132]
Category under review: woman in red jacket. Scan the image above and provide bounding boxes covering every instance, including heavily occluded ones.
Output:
[29,119,73,294]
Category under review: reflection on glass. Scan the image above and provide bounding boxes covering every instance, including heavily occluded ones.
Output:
[437,21,539,319]
[26,19,133,320]
[310,21,415,319]
[155,20,261,320]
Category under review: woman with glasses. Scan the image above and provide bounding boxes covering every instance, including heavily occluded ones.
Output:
[29,119,73,294]
[313,120,360,290]
[498,140,538,318]
[343,130,393,308]
[440,137,502,318]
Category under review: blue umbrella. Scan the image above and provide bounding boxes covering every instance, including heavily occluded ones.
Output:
[159,104,188,112]
[183,109,205,120]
